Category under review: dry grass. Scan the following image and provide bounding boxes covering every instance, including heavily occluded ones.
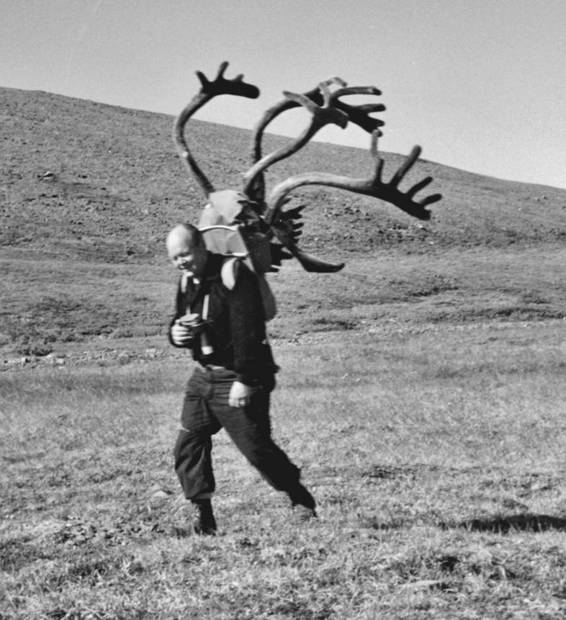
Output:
[2,86,566,618]
[1,319,565,618]
[2,244,565,357]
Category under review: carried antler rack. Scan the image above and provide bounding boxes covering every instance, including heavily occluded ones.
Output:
[174,61,442,273]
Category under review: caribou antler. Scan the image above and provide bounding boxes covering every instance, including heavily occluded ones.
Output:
[265,131,441,227]
[174,61,259,196]
[241,79,392,272]
[325,84,386,134]
[173,64,441,278]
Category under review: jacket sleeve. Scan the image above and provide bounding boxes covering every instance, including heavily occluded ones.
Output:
[168,280,191,349]
[228,264,268,384]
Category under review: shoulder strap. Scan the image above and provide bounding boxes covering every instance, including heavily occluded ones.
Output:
[220,257,240,290]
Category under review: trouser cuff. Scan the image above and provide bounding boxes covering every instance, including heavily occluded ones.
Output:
[191,492,213,501]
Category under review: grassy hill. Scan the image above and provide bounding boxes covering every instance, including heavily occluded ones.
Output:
[2,86,566,264]
[1,87,566,357]
[2,88,566,618]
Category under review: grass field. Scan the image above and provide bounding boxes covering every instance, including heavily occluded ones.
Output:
[2,246,565,619]
[2,87,566,618]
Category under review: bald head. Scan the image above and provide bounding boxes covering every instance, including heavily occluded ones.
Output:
[166,224,202,258]
[166,223,207,277]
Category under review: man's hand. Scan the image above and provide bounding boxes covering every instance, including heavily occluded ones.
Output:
[229,381,252,408]
[170,321,193,346]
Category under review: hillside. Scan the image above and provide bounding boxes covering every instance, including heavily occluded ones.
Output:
[2,87,566,265]
[2,88,566,619]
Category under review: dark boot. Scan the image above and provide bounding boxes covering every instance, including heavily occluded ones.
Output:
[288,482,317,519]
[192,498,217,535]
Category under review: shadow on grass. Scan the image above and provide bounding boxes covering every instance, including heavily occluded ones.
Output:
[450,513,566,534]
[360,513,566,534]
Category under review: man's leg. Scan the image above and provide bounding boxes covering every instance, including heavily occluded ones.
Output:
[210,370,316,515]
[172,368,221,534]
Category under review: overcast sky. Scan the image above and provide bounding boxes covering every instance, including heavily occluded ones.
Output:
[2,0,565,189]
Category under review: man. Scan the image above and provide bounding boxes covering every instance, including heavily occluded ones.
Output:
[166,223,316,535]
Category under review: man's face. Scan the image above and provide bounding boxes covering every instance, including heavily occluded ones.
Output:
[167,229,208,278]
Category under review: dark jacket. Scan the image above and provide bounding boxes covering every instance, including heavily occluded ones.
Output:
[168,254,277,385]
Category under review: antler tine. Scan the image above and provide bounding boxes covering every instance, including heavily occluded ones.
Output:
[317,77,348,102]
[405,175,434,199]
[265,131,441,225]
[373,140,442,209]
[216,60,229,77]
[389,145,421,185]
[333,85,382,96]
[329,85,386,135]
[174,61,259,197]
[194,60,259,98]
[369,131,385,182]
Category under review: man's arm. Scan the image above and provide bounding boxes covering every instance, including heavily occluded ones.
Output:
[168,280,193,348]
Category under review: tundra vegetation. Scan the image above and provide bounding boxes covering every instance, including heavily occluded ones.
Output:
[1,87,565,618]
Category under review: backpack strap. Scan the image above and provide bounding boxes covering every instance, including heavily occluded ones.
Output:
[220,257,240,290]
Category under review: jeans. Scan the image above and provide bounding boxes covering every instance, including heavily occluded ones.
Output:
[174,366,301,500]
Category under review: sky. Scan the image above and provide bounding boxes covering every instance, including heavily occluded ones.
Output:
[2,0,565,189]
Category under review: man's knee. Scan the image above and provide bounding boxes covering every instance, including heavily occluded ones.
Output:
[174,427,209,462]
